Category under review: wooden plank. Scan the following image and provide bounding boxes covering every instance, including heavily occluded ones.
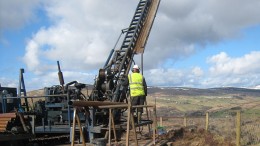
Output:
[0,113,16,118]
[0,125,7,128]
[0,117,12,121]
[0,121,9,125]
[134,0,161,54]
[0,127,6,132]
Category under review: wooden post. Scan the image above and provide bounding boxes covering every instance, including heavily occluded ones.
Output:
[131,111,138,146]
[236,110,241,146]
[205,112,209,131]
[31,115,35,134]
[111,109,117,144]
[125,96,138,146]
[149,110,152,120]
[154,105,157,128]
[145,100,151,137]
[108,108,117,145]
[76,114,85,145]
[183,116,187,127]
[126,101,130,146]
[153,106,157,145]
[15,109,29,133]
[71,108,76,146]
[109,108,112,145]
[160,117,163,127]
[126,97,133,146]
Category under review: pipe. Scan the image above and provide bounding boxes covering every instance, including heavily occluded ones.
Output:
[65,81,78,92]
[98,104,154,109]
[68,100,123,107]
[3,94,67,99]
[71,108,76,146]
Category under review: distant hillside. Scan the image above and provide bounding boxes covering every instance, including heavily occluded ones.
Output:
[147,86,260,98]
[27,85,260,98]
[25,85,260,117]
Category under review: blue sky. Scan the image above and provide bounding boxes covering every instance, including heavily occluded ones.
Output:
[1,0,260,90]
[174,26,260,69]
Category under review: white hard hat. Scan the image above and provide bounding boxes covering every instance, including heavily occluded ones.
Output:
[133,64,139,70]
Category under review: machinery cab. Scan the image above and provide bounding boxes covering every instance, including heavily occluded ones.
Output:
[0,87,19,113]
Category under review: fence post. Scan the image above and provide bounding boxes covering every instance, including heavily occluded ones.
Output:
[149,110,152,120]
[184,115,187,127]
[236,110,241,146]
[205,112,209,131]
[153,106,157,145]
[160,117,163,127]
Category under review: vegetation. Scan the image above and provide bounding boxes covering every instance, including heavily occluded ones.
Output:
[146,92,260,146]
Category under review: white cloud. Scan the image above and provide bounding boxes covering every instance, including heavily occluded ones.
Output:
[8,0,260,89]
[208,51,260,76]
[199,51,260,87]
[192,67,204,77]
[23,71,95,91]
[22,0,260,74]
[144,51,260,88]
[145,68,183,86]
[23,40,40,73]
[143,0,260,68]
[0,0,40,30]
[23,0,138,74]
[0,0,41,46]
[145,67,203,87]
[0,77,18,88]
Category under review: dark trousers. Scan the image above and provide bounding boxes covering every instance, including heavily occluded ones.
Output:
[131,95,146,113]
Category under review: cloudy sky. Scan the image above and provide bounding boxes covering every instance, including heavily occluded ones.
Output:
[1,0,260,90]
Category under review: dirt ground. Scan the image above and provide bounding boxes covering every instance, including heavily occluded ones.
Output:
[159,127,235,146]
[100,125,235,146]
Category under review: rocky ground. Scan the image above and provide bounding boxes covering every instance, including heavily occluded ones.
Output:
[158,127,235,146]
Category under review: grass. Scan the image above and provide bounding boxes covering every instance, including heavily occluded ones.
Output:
[148,94,260,146]
[242,108,260,119]
[147,95,260,114]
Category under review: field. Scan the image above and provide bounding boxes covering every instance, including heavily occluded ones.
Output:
[146,92,260,146]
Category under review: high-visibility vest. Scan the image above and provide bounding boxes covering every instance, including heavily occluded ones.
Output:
[128,73,145,97]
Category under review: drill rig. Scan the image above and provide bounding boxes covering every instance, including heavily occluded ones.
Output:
[0,0,160,144]
[91,0,160,102]
[86,0,160,141]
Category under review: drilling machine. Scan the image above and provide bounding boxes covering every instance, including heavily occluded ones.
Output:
[86,0,161,142]
[1,0,160,144]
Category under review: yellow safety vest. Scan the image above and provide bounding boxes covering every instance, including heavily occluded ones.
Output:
[128,73,145,97]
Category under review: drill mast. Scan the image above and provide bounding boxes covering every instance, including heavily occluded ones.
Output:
[91,0,160,102]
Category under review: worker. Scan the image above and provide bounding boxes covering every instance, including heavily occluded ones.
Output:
[128,64,147,123]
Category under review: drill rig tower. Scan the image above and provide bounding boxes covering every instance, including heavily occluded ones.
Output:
[88,0,160,141]
[91,0,160,102]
